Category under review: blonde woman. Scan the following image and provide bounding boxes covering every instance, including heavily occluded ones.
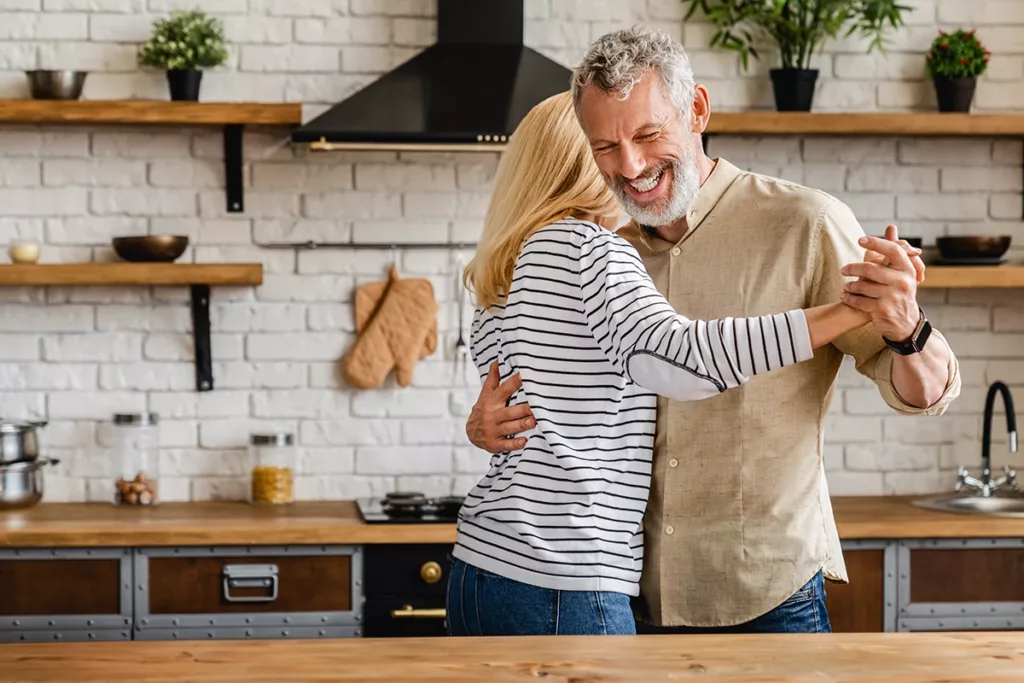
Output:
[447,91,904,637]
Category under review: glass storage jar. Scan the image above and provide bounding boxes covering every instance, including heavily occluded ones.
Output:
[110,412,160,506]
[248,432,295,505]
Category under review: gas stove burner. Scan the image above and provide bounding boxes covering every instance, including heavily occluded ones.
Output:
[432,495,465,515]
[385,491,426,504]
[381,491,429,518]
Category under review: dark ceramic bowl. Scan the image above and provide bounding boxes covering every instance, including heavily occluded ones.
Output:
[936,236,1011,261]
[112,235,189,263]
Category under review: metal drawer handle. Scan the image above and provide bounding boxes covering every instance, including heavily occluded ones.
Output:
[223,564,279,603]
[390,605,446,619]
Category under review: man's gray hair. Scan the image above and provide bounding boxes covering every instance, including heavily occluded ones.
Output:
[571,26,695,119]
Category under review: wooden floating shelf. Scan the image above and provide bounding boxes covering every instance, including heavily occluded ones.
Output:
[706,112,1024,137]
[0,263,262,287]
[0,262,262,393]
[0,100,302,126]
[918,265,1024,289]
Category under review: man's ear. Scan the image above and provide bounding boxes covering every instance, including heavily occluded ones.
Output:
[691,84,711,135]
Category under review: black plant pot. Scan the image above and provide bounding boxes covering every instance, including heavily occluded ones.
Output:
[770,68,819,111]
[166,69,202,102]
[933,76,976,113]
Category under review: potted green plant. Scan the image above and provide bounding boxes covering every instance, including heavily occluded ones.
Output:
[138,9,229,102]
[925,29,990,113]
[684,0,911,111]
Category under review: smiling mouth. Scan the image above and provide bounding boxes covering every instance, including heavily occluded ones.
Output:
[622,164,670,202]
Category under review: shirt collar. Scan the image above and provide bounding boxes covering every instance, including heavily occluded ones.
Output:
[637,157,742,248]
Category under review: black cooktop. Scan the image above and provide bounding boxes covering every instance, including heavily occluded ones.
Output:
[357,491,465,524]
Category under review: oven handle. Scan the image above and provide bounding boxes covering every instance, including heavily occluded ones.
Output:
[390,604,447,619]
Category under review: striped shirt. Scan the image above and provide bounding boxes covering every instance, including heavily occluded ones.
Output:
[453,218,813,595]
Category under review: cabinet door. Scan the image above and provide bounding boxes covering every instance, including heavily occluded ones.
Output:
[0,548,133,640]
[899,539,1024,630]
[825,549,887,632]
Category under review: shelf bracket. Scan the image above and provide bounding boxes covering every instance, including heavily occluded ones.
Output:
[190,284,213,392]
[701,133,709,154]
[224,124,244,214]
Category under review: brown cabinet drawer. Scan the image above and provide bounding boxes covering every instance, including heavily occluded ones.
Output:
[0,548,132,634]
[826,549,887,633]
[134,546,362,635]
[900,539,1024,622]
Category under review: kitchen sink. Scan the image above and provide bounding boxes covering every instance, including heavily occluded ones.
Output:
[912,494,1024,518]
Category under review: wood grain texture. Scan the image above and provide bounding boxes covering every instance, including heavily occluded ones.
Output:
[0,559,120,616]
[1,633,1023,682]
[2,497,1023,549]
[918,266,1024,289]
[147,555,351,614]
[910,548,1024,603]
[0,263,263,286]
[825,550,886,633]
[0,501,458,547]
[0,100,302,126]
[707,112,1024,136]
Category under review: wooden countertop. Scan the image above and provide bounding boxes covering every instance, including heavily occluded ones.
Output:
[1,633,1022,682]
[2,496,1024,548]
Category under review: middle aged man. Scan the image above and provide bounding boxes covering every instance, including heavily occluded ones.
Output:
[465,26,961,634]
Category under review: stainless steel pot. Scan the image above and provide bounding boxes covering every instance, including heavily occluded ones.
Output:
[0,458,59,510]
[0,420,47,465]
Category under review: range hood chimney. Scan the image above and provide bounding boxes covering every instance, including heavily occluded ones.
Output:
[291,0,573,152]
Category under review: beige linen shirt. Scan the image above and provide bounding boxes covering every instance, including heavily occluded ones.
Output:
[620,158,961,628]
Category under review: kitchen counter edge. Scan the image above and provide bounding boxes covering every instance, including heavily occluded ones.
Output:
[1,496,1023,548]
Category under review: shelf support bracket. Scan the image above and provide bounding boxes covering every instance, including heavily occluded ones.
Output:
[224,124,244,214]
[190,285,213,392]
[702,133,709,154]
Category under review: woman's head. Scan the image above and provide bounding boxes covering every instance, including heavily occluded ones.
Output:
[465,90,620,309]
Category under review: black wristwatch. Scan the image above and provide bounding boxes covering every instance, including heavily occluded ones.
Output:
[883,307,932,355]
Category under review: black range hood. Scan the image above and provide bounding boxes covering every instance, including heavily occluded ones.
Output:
[291,0,573,152]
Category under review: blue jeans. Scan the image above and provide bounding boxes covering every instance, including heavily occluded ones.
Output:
[635,570,832,634]
[445,558,637,636]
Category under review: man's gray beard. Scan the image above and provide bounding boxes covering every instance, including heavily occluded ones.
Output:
[611,156,700,228]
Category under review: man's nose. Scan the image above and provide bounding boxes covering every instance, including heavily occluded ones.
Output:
[617,144,646,180]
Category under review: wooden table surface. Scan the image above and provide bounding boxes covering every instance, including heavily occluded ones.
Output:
[1,633,1022,682]
[2,495,1023,547]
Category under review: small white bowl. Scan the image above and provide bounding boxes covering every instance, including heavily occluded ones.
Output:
[8,242,41,264]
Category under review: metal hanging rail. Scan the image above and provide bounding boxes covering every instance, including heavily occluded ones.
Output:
[259,242,477,250]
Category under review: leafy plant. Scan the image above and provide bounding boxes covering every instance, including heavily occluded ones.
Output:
[683,0,912,70]
[925,29,990,79]
[138,9,228,71]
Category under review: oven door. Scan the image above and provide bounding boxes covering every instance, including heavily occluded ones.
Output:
[363,597,448,638]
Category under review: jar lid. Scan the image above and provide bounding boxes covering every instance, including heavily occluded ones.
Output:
[250,432,294,447]
[113,412,159,426]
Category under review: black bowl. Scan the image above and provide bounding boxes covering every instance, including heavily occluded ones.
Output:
[112,235,189,263]
[936,236,1011,261]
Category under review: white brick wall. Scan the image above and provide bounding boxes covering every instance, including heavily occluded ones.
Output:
[0,0,1021,501]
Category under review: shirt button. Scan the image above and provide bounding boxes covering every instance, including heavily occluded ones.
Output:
[670,247,681,256]
[665,525,675,535]
[669,458,679,468]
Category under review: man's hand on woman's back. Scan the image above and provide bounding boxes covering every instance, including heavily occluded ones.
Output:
[466,361,535,454]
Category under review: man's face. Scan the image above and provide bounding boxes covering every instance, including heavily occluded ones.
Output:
[577,72,700,227]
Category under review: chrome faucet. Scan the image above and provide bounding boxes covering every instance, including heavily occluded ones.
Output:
[956,381,1018,497]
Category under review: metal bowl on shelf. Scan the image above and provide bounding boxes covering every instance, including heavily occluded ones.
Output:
[24,70,88,100]
[111,235,189,263]
[936,236,1011,264]
[0,458,60,510]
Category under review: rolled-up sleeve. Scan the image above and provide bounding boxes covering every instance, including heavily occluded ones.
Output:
[809,198,961,416]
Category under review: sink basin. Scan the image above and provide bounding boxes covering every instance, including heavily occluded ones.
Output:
[913,494,1024,518]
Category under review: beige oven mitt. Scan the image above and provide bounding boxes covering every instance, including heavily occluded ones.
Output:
[343,264,439,389]
[354,278,437,358]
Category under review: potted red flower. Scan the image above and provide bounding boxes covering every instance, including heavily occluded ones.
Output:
[926,29,990,112]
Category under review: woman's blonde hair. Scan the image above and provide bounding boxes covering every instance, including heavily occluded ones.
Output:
[464,90,620,309]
